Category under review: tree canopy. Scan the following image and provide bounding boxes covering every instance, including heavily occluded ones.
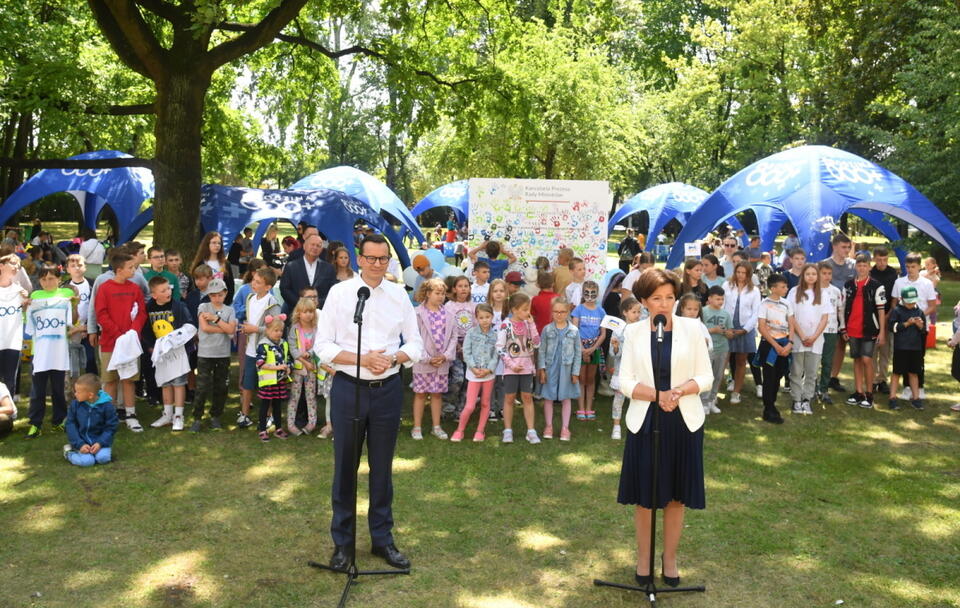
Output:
[0,0,957,259]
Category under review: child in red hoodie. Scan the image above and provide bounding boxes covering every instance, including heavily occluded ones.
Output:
[94,250,147,431]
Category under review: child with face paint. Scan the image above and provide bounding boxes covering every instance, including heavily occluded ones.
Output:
[571,280,607,420]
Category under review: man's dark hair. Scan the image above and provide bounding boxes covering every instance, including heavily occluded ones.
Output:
[359,233,388,255]
[831,233,852,245]
[707,285,725,298]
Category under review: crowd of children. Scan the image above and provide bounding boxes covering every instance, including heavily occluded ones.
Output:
[3,228,960,467]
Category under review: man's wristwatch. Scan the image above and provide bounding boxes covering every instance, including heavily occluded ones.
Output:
[390,354,399,367]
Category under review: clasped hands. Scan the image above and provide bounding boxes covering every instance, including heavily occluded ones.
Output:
[658,388,684,412]
[360,349,394,374]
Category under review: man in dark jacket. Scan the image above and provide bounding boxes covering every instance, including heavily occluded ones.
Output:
[279,234,336,313]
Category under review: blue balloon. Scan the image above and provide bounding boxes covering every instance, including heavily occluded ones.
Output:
[422,248,446,270]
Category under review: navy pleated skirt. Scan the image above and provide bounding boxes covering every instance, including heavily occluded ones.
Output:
[617,405,705,510]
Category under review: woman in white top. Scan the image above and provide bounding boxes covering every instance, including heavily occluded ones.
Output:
[78,227,106,280]
[723,262,761,403]
[617,268,712,588]
[190,231,235,304]
[787,264,829,414]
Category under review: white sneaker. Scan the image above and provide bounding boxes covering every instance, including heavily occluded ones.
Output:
[411,427,423,440]
[502,429,513,443]
[525,429,541,444]
[611,425,621,440]
[597,382,614,397]
[266,416,274,429]
[950,403,960,412]
[709,401,722,414]
[792,401,804,414]
[901,387,911,400]
[802,400,813,415]
[703,404,710,416]
[726,379,734,392]
[919,388,926,399]
[730,392,741,404]
[431,426,448,440]
[125,416,144,432]
[151,412,173,428]
[172,415,184,431]
[756,385,763,398]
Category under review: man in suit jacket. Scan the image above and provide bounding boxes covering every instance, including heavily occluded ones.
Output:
[279,234,336,312]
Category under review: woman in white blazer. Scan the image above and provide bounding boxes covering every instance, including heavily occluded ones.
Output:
[723,261,762,403]
[617,269,713,588]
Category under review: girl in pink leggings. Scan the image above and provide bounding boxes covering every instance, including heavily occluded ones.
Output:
[452,304,499,442]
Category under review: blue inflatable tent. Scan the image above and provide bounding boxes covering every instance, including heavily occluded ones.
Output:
[0,150,153,242]
[667,145,960,267]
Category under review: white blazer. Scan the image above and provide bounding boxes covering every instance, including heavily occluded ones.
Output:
[619,315,714,434]
[722,282,761,332]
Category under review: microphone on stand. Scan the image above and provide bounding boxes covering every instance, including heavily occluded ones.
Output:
[653,314,666,343]
[354,286,370,324]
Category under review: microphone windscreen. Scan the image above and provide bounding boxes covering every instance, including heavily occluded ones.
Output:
[653,314,667,326]
[357,286,371,300]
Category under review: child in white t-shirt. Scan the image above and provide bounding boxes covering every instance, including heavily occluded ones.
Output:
[756,274,792,424]
[787,264,829,415]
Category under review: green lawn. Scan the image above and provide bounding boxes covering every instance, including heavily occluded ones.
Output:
[3,222,959,607]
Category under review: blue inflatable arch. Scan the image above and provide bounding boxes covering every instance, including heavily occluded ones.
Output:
[290,166,425,243]
[0,150,153,235]
[667,145,960,268]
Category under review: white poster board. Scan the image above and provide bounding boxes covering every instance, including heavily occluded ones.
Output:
[468,178,611,282]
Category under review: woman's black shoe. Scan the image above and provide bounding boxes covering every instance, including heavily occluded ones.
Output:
[635,572,652,586]
[661,555,680,587]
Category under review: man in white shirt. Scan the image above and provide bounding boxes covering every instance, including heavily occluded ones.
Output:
[314,234,423,573]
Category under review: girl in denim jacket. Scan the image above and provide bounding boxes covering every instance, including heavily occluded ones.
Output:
[538,296,582,441]
[452,303,499,442]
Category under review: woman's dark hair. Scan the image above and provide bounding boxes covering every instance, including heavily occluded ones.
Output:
[632,268,680,301]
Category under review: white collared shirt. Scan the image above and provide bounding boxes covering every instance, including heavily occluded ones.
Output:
[314,274,423,380]
[304,256,318,285]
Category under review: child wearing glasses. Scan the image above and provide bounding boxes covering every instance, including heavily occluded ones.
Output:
[537,296,581,441]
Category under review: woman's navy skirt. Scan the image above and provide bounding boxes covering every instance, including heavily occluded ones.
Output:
[617,405,705,509]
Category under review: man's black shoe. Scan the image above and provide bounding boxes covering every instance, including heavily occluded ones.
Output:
[329,544,354,571]
[828,377,845,392]
[371,543,411,569]
[762,409,784,424]
[875,381,889,394]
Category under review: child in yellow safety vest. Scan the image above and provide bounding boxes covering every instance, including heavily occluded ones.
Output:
[256,315,293,441]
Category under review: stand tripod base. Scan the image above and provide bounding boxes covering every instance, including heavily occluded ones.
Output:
[309,560,410,608]
[593,578,705,605]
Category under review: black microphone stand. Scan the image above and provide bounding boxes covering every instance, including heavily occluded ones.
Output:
[308,286,409,607]
[594,318,706,605]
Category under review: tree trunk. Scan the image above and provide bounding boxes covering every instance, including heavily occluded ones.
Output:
[152,71,210,256]
[7,111,32,201]
[931,244,953,272]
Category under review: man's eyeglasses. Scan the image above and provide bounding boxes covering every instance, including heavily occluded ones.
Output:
[362,255,391,265]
